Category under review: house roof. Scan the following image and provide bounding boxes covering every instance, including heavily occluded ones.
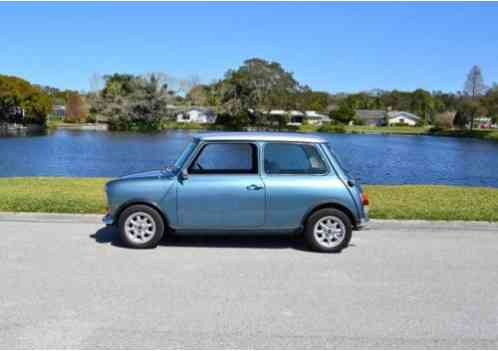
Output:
[305,111,330,120]
[355,110,385,120]
[194,132,327,143]
[387,111,421,120]
[269,110,305,116]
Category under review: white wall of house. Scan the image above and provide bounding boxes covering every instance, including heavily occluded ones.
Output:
[176,109,217,124]
[387,116,417,126]
[386,111,420,126]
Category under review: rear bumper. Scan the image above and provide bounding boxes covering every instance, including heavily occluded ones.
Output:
[356,217,369,229]
[355,206,369,229]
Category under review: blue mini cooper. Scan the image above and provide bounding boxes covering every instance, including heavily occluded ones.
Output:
[103,132,369,252]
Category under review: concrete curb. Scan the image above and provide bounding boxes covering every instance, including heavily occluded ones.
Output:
[1,212,498,231]
[0,212,103,224]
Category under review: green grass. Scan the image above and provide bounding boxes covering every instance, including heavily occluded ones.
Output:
[0,177,107,214]
[364,185,498,222]
[1,178,497,222]
[345,125,431,135]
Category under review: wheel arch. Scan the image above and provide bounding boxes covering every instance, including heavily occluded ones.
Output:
[114,199,170,227]
[301,202,357,228]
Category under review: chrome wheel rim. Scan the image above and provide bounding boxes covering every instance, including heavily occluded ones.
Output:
[124,212,156,244]
[313,215,346,249]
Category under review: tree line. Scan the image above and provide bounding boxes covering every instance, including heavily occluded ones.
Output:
[1,59,497,131]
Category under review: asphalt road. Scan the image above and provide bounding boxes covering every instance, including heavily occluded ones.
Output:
[1,214,498,348]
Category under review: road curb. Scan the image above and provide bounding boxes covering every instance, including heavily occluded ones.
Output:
[1,212,498,231]
[0,212,103,224]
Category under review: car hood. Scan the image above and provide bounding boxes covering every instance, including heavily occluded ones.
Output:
[107,169,176,187]
[119,170,166,180]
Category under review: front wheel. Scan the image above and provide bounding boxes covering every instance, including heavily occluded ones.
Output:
[119,205,165,249]
[304,208,352,253]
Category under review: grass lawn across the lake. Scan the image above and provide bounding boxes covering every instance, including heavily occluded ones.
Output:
[1,177,497,222]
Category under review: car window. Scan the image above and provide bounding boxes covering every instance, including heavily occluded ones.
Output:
[264,143,327,175]
[189,143,258,174]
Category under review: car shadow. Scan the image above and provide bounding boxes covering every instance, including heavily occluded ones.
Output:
[89,226,313,251]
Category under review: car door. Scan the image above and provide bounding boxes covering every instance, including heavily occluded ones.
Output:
[177,142,265,228]
[261,142,331,228]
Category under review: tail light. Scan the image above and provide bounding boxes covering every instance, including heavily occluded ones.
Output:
[361,192,369,206]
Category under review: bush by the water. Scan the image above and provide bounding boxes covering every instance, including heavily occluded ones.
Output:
[107,118,162,132]
[317,123,346,133]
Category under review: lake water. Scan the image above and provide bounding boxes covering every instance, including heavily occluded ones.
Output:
[1,130,498,187]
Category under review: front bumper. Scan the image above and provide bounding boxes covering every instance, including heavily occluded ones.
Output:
[102,213,115,226]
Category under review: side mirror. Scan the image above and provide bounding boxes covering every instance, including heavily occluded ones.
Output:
[179,169,189,181]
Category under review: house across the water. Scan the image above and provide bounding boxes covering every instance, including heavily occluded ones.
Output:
[176,107,217,124]
[473,117,493,129]
[52,105,65,118]
[268,110,330,126]
[386,111,421,126]
[354,110,421,126]
[354,110,386,126]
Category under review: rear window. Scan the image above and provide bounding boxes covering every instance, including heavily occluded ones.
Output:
[264,143,327,175]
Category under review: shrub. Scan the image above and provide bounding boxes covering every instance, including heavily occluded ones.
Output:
[86,114,96,123]
[108,118,161,132]
[318,123,346,133]
[433,111,455,129]
[64,92,88,123]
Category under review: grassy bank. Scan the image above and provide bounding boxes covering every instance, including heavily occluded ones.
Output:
[335,125,498,141]
[1,178,497,222]
[428,128,498,142]
[344,125,430,135]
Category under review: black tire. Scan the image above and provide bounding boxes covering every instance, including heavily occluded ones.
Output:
[304,208,352,253]
[118,204,165,249]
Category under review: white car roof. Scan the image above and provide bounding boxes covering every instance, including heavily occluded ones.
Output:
[194,132,328,143]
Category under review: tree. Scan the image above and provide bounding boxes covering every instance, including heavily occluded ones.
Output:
[481,86,498,123]
[0,75,52,125]
[186,85,214,106]
[212,58,302,127]
[464,65,487,98]
[64,92,88,123]
[453,110,467,129]
[433,111,455,129]
[464,65,487,130]
[410,89,435,123]
[88,73,176,131]
[454,100,487,129]
[297,88,329,112]
[329,103,355,124]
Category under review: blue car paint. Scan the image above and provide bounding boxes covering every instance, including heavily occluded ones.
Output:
[104,132,368,231]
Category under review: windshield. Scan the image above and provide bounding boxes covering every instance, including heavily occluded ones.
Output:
[164,140,198,174]
[325,143,349,174]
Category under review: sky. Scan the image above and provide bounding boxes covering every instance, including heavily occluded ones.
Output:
[1,1,498,93]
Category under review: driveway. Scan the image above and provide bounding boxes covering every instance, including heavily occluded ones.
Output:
[1,214,497,348]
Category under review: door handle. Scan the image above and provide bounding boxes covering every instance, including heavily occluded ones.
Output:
[246,184,263,191]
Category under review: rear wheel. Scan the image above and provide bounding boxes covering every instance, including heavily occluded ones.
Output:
[119,205,165,249]
[304,208,352,253]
